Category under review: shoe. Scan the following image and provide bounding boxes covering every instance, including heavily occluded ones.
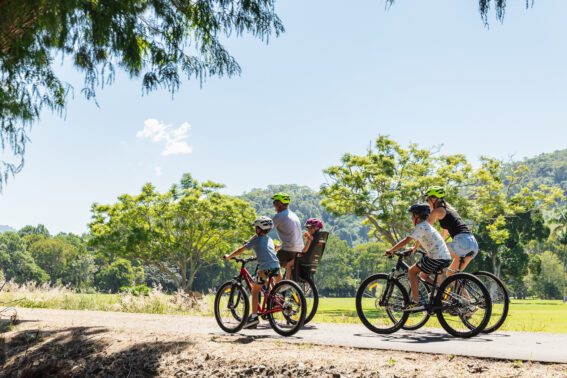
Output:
[404,300,426,312]
[243,314,259,329]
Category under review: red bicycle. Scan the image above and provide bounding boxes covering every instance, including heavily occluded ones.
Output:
[214,256,307,336]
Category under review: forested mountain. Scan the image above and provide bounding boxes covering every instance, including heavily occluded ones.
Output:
[517,149,567,194]
[0,225,15,233]
[240,185,369,246]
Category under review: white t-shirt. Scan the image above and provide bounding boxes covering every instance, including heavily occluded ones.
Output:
[409,221,451,260]
[273,209,304,252]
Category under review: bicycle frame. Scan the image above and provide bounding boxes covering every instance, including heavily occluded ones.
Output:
[230,258,283,316]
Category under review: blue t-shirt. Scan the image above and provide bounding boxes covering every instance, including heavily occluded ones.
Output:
[245,235,280,270]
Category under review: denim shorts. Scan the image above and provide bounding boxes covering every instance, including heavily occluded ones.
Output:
[448,233,479,258]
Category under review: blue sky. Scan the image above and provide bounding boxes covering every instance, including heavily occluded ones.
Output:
[1,0,566,234]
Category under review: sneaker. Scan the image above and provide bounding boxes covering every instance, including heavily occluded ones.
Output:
[243,314,259,329]
[404,300,426,312]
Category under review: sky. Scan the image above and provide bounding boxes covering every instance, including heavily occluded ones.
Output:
[1,0,566,234]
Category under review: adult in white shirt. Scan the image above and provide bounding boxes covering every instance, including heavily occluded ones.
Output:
[271,192,304,279]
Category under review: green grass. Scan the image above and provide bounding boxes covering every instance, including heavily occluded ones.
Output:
[2,288,566,333]
[312,297,567,333]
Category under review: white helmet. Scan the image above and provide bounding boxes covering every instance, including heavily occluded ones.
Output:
[253,216,273,231]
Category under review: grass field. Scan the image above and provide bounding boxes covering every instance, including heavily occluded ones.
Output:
[1,287,566,333]
[312,297,567,333]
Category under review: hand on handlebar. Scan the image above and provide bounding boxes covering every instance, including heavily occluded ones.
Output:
[223,254,231,261]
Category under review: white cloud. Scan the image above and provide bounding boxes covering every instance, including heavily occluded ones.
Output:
[154,166,162,176]
[137,119,192,156]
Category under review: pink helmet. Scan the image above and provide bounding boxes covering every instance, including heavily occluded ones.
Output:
[305,218,324,229]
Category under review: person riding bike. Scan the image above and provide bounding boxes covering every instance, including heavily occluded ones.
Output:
[386,203,452,310]
[224,216,282,329]
[271,193,304,280]
[425,186,479,276]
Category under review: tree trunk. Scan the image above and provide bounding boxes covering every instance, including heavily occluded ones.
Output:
[491,249,501,277]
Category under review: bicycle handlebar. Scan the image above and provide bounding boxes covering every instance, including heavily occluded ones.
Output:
[388,249,426,259]
[232,256,257,264]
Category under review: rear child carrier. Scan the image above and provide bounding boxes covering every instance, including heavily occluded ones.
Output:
[297,231,329,280]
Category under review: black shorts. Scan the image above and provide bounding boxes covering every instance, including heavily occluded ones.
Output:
[277,250,298,266]
[416,256,451,275]
[256,268,280,284]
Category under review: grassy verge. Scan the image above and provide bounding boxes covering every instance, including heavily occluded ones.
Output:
[0,283,210,316]
[2,284,566,333]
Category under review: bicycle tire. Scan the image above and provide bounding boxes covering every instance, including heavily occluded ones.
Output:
[435,272,492,338]
[356,273,409,334]
[473,271,510,333]
[396,275,431,331]
[299,277,319,324]
[214,281,249,333]
[267,280,307,337]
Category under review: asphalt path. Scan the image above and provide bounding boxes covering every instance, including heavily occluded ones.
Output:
[10,308,567,364]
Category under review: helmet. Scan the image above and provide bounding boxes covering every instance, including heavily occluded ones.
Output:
[253,216,274,231]
[271,192,291,204]
[408,203,431,218]
[425,186,446,199]
[305,218,324,229]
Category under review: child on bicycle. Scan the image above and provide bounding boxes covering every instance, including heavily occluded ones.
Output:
[386,203,452,310]
[224,216,281,329]
[302,218,324,254]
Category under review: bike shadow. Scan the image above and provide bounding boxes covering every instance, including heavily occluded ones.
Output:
[353,330,493,343]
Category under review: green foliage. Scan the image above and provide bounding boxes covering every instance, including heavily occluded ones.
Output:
[316,235,358,296]
[240,184,369,246]
[0,232,49,284]
[321,135,473,245]
[524,251,564,299]
[29,238,78,285]
[89,173,256,291]
[96,258,137,293]
[0,0,283,187]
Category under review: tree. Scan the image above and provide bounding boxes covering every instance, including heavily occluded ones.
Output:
[471,158,562,277]
[549,205,567,302]
[321,135,474,246]
[89,173,255,292]
[29,238,78,285]
[316,235,357,297]
[96,258,137,293]
[0,232,49,284]
[0,0,283,187]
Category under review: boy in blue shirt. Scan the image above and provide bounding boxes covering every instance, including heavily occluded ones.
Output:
[225,216,281,328]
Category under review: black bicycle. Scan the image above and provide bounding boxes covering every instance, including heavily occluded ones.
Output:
[355,249,492,338]
[397,252,509,333]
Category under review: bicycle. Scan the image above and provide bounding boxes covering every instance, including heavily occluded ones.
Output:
[355,249,492,338]
[397,252,509,334]
[214,256,307,337]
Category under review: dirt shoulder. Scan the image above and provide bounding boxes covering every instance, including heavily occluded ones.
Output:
[1,308,566,377]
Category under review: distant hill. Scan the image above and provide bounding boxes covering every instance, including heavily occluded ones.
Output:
[518,148,567,194]
[240,184,369,246]
[0,225,15,233]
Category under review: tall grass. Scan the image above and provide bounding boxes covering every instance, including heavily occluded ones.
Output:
[0,281,212,316]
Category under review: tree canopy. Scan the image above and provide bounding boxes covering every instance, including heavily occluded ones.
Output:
[0,0,283,188]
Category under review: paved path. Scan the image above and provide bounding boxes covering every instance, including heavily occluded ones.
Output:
[10,308,567,364]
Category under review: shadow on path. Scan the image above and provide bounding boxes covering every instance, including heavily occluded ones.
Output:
[0,326,193,377]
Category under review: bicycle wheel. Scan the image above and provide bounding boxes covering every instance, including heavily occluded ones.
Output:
[214,281,249,333]
[356,273,409,334]
[474,271,509,333]
[298,277,319,324]
[435,273,492,338]
[396,275,431,330]
[267,280,307,337]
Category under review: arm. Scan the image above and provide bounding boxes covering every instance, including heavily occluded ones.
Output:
[301,232,314,253]
[386,236,413,255]
[224,245,247,260]
[428,207,446,224]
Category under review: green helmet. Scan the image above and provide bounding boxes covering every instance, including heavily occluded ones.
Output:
[271,192,291,204]
[425,186,446,199]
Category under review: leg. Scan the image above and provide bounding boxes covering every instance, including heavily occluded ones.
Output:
[408,264,422,303]
[285,258,295,280]
[251,271,267,315]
